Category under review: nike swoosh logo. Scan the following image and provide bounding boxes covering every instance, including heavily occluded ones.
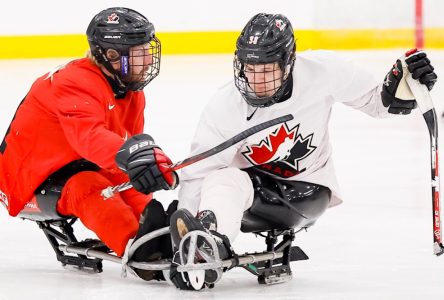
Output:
[246,107,258,121]
[108,104,115,110]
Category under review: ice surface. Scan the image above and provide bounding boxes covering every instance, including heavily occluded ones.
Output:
[0,50,443,299]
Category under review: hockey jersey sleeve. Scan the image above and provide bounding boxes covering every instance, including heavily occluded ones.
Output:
[130,97,145,135]
[327,52,390,118]
[178,106,240,215]
[53,79,125,170]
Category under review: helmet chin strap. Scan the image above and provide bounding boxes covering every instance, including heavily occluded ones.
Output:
[274,73,293,104]
[97,59,129,98]
[102,74,128,98]
[95,50,132,97]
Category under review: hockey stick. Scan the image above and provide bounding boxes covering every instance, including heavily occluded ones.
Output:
[101,114,294,198]
[404,62,444,256]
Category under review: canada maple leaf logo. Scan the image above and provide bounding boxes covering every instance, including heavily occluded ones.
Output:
[107,13,120,24]
[275,19,287,31]
[242,123,317,178]
[242,123,298,165]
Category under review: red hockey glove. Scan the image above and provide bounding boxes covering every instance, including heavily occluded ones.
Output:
[153,148,177,188]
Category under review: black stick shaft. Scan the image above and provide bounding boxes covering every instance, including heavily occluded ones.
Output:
[406,69,444,256]
[169,114,294,171]
[422,108,444,255]
[102,114,294,197]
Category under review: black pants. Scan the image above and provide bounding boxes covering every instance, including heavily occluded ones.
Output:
[241,169,332,233]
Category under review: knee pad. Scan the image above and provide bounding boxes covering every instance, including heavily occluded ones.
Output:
[202,167,252,188]
[200,168,254,240]
[201,167,254,211]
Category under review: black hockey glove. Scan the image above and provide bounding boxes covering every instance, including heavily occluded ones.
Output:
[406,49,437,91]
[381,49,437,115]
[115,134,178,194]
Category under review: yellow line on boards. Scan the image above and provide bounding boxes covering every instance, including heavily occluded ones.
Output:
[1,28,443,59]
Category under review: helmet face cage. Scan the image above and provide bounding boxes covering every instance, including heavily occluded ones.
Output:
[120,36,161,91]
[233,13,296,107]
[234,58,287,107]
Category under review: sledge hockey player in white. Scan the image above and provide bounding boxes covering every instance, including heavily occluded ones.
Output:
[168,13,437,289]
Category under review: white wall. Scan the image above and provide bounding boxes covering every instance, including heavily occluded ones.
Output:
[424,0,444,27]
[314,0,414,29]
[1,1,312,35]
[315,0,442,29]
[1,0,442,35]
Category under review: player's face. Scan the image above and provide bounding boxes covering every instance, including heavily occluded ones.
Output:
[127,43,155,82]
[107,42,157,83]
[244,62,283,97]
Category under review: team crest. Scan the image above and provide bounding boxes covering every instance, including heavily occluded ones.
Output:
[107,13,120,24]
[242,123,316,178]
[275,19,287,31]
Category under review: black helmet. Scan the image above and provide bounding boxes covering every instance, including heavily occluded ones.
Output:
[234,13,296,107]
[86,7,161,93]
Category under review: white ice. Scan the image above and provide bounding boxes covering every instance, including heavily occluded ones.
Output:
[0,50,443,300]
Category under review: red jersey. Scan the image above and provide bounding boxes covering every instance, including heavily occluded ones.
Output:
[0,58,145,216]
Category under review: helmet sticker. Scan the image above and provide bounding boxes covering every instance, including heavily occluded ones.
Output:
[248,36,259,45]
[275,19,287,31]
[121,56,129,77]
[107,13,120,24]
[246,53,259,59]
[104,35,121,39]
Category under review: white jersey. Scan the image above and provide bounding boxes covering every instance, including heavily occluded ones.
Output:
[179,50,390,213]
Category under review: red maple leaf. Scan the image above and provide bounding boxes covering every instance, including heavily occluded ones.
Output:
[108,13,118,22]
[244,124,296,165]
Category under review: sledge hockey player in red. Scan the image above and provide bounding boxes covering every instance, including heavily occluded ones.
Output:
[0,7,177,280]
[168,13,437,289]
